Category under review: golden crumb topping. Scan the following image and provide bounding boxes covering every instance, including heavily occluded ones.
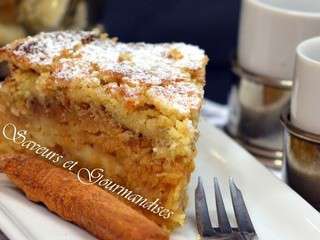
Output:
[147,82,203,116]
[76,38,206,85]
[1,31,98,67]
[0,31,207,118]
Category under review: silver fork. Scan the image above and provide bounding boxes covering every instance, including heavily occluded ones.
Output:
[195,177,258,240]
[0,229,9,240]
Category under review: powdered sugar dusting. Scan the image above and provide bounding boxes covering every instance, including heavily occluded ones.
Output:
[52,58,99,83]
[147,82,204,115]
[78,39,205,85]
[1,31,207,117]
[11,31,96,66]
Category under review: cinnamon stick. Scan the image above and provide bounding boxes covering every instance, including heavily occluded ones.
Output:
[0,154,169,240]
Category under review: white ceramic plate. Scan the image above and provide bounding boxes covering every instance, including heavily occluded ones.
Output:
[1,119,320,240]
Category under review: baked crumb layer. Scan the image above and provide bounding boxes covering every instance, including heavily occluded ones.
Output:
[0,101,193,230]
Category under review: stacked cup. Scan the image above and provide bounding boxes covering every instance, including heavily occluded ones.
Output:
[226,0,320,168]
[281,38,320,209]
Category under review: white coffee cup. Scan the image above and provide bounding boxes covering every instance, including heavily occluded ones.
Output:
[291,37,320,134]
[238,0,320,80]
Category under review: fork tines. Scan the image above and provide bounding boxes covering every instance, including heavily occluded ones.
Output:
[195,177,256,238]
[195,177,216,236]
[214,178,232,234]
[229,178,256,234]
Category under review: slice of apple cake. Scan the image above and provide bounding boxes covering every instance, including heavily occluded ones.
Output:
[0,31,207,230]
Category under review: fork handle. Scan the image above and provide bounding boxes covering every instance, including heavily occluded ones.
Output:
[0,229,9,240]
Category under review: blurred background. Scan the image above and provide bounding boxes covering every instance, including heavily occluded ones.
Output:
[0,0,241,104]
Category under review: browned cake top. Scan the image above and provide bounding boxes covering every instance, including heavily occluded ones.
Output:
[75,38,205,85]
[0,31,207,118]
[0,31,96,68]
